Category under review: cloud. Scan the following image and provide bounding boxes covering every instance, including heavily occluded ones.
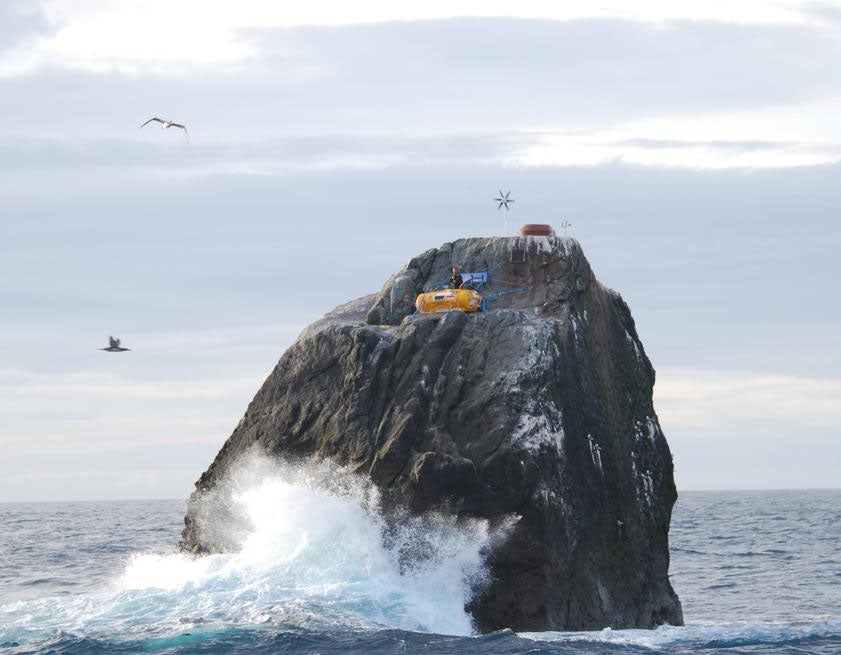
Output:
[0,466,198,501]
[246,18,841,129]
[3,18,841,141]
[655,369,841,438]
[800,2,841,28]
[0,1,52,52]
[654,367,841,489]
[3,126,840,179]
[0,368,259,401]
[0,368,260,456]
[508,134,841,169]
[0,324,305,467]
[19,1,815,73]
[0,134,509,174]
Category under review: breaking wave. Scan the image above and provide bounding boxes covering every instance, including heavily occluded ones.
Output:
[0,453,500,645]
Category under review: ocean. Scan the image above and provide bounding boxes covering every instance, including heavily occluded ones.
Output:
[2,484,840,654]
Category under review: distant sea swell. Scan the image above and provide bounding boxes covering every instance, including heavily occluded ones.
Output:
[1,461,839,654]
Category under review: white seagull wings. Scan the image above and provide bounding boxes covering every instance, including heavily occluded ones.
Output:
[140,117,189,142]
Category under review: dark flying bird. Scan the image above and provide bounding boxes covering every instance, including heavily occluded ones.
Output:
[140,117,189,142]
[100,336,131,352]
[494,190,514,211]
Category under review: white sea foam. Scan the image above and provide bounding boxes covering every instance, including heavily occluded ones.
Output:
[0,452,501,643]
[520,618,841,649]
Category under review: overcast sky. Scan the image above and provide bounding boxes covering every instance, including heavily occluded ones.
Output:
[1,0,840,501]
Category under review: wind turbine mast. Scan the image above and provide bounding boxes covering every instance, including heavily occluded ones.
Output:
[494,190,515,235]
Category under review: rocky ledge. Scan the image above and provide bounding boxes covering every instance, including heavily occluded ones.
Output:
[180,235,683,632]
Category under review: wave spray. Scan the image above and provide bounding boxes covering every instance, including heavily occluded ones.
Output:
[1,451,502,645]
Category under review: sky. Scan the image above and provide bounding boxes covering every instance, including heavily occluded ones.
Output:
[1,0,840,502]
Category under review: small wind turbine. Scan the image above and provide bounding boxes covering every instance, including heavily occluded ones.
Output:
[494,190,514,235]
[560,220,572,237]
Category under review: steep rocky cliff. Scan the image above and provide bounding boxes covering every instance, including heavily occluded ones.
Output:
[180,236,683,632]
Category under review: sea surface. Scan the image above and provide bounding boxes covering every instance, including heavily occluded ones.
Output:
[2,482,840,654]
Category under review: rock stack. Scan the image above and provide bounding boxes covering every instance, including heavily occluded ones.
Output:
[180,236,683,632]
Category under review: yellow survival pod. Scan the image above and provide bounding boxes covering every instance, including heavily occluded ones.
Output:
[415,288,483,314]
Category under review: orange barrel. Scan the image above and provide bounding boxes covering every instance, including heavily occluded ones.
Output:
[518,224,556,236]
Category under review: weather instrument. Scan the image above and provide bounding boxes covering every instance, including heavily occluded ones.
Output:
[561,220,572,237]
[494,190,515,235]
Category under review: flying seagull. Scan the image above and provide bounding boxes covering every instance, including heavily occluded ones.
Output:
[140,117,189,142]
[494,190,514,211]
[100,336,131,352]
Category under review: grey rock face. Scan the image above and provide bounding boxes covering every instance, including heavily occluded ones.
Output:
[180,236,683,632]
